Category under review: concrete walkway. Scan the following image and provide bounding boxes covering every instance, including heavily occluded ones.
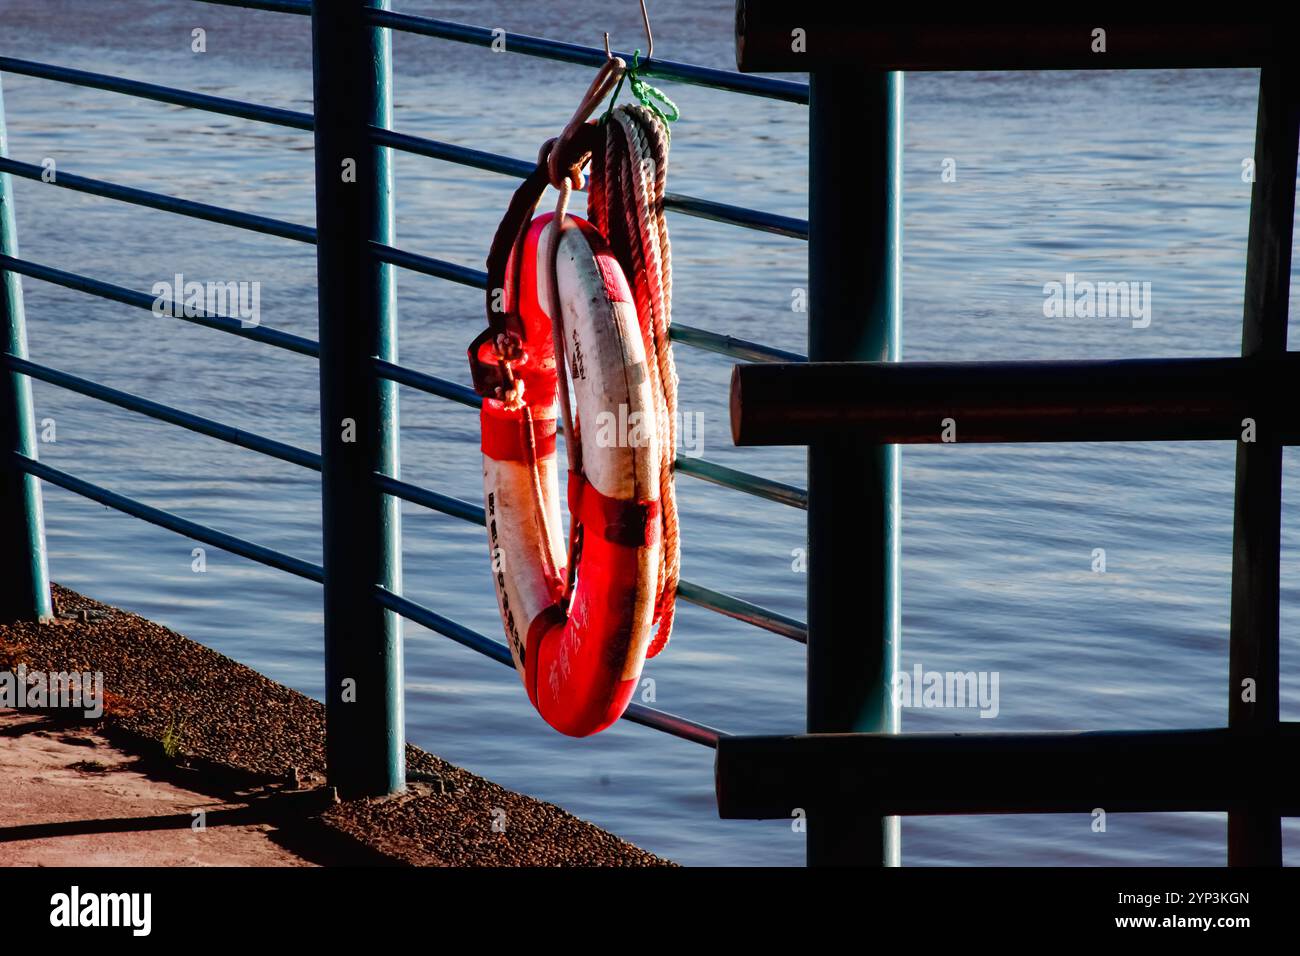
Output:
[0,709,313,866]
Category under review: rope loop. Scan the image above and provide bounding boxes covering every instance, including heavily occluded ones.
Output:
[603,50,680,138]
[627,51,680,134]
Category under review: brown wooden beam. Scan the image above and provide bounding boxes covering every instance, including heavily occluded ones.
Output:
[730,356,1299,446]
[734,6,1283,73]
[715,727,1300,819]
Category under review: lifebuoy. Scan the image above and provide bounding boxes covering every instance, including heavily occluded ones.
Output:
[480,212,662,737]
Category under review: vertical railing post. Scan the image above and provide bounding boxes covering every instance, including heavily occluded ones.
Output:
[0,74,53,623]
[805,69,902,867]
[1227,64,1296,866]
[311,0,404,798]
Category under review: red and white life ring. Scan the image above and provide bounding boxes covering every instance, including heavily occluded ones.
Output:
[479,212,662,737]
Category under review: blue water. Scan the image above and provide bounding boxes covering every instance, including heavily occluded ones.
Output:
[3,1,1297,865]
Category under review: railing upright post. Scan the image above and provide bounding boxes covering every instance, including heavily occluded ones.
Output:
[805,69,902,867]
[0,74,53,623]
[1227,63,1297,866]
[310,0,405,798]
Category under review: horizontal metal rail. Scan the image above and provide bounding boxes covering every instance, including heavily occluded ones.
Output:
[0,157,316,244]
[13,452,323,582]
[375,586,724,747]
[620,701,724,747]
[656,191,806,240]
[377,585,514,666]
[366,9,809,105]
[371,128,809,240]
[370,241,485,288]
[373,464,806,642]
[673,456,806,509]
[191,0,313,14]
[375,473,485,526]
[369,244,807,363]
[0,254,319,357]
[371,127,533,178]
[677,580,806,642]
[5,354,320,471]
[0,57,313,131]
[371,356,481,406]
[668,324,806,365]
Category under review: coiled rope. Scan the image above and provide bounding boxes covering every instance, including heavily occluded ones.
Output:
[546,56,680,656]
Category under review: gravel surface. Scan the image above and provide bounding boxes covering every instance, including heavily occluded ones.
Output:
[0,585,671,866]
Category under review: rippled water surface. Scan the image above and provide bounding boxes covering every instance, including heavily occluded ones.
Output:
[3,1,1298,865]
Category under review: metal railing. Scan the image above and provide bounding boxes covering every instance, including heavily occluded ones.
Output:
[0,2,810,792]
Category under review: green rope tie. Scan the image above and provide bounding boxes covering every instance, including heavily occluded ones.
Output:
[604,50,680,136]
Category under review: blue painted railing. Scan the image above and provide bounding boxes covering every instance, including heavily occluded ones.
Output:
[0,2,809,792]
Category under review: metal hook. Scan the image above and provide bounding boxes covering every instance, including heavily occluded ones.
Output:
[603,0,653,62]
